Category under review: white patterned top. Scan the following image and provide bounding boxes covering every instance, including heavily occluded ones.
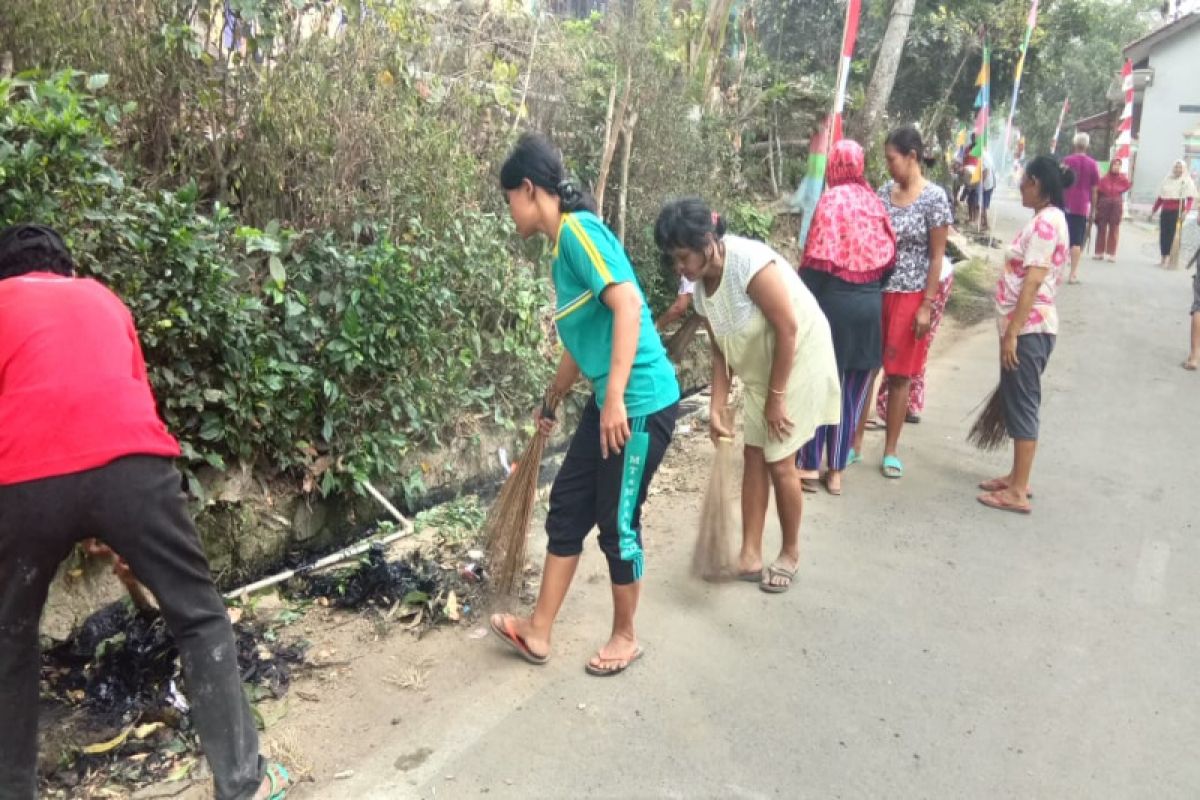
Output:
[693,236,799,337]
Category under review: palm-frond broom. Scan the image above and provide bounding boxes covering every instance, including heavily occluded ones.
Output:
[485,394,560,595]
[967,385,1008,451]
[692,426,739,582]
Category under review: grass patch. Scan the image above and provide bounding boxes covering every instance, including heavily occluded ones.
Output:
[946,257,998,325]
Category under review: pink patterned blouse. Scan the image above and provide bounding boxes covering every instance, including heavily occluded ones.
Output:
[995,206,1070,336]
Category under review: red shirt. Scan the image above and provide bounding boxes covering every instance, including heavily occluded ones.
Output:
[0,274,180,485]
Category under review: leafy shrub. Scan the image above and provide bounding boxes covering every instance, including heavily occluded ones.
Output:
[1,72,552,501]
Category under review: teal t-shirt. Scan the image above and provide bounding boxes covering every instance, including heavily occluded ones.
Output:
[552,211,680,418]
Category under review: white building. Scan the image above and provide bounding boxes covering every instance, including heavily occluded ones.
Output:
[1121,13,1200,205]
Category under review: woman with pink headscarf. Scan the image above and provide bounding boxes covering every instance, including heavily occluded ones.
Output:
[796,140,896,495]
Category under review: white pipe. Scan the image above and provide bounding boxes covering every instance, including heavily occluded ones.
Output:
[224,481,413,600]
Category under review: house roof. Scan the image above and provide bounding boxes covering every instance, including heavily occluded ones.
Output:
[1073,109,1118,133]
[1124,12,1200,62]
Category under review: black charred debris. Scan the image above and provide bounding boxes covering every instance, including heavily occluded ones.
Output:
[39,542,479,796]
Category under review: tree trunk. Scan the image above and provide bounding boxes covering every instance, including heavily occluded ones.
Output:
[616,111,638,244]
[596,66,632,211]
[858,0,918,146]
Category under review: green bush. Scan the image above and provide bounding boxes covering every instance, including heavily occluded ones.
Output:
[1,72,552,501]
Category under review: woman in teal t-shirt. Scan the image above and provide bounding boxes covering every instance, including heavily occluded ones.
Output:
[489,133,679,677]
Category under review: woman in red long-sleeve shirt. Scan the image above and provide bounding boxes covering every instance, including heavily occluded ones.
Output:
[1092,158,1132,262]
[1149,160,1197,267]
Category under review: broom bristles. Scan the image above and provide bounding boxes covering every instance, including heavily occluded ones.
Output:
[484,432,548,595]
[967,385,1008,451]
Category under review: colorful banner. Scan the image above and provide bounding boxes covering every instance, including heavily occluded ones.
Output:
[1051,97,1070,154]
[1002,0,1039,173]
[1115,59,1134,161]
[830,0,862,143]
[970,41,991,187]
[793,0,862,249]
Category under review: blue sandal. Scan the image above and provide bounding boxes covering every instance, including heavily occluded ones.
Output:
[847,448,862,466]
[881,455,904,479]
[263,764,290,799]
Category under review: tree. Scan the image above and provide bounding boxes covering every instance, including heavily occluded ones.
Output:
[858,0,918,146]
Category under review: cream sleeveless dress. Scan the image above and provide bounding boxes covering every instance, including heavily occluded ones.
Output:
[694,236,840,463]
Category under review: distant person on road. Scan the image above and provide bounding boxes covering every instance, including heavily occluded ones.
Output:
[491,132,680,677]
[1092,157,1132,263]
[1062,133,1100,285]
[796,139,895,497]
[966,151,996,233]
[1185,212,1200,371]
[854,126,952,480]
[1149,160,1197,268]
[656,198,840,594]
[977,156,1072,514]
[0,224,290,800]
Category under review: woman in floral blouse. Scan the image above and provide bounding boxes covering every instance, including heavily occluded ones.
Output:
[977,155,1073,514]
[871,126,952,479]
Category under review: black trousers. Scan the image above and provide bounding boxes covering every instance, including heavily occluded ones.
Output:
[0,456,263,800]
[545,398,677,584]
[1160,209,1180,257]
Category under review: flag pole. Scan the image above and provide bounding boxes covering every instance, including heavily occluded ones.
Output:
[1051,97,1070,155]
[1001,0,1040,178]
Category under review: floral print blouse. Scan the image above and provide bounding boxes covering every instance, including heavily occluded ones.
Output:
[995,206,1069,336]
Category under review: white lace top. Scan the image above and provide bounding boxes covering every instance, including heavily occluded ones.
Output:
[693,236,798,337]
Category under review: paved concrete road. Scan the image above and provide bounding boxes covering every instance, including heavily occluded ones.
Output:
[314,198,1200,800]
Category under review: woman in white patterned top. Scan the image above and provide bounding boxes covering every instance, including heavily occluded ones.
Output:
[656,199,839,594]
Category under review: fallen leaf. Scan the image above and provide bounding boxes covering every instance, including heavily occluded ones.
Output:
[132,721,165,740]
[166,757,197,782]
[227,606,244,625]
[82,726,132,755]
[444,591,461,622]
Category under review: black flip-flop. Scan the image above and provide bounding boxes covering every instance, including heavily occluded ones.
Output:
[490,615,549,665]
[585,647,644,677]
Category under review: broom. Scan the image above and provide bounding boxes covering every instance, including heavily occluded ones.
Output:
[485,393,560,595]
[692,410,740,582]
[665,313,704,364]
[967,385,1008,451]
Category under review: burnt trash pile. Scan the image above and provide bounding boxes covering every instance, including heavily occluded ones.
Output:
[39,600,307,797]
[290,544,472,614]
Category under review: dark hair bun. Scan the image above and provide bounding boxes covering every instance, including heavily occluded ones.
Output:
[1058,165,1076,190]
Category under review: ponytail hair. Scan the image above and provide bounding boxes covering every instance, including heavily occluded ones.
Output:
[1024,155,1076,210]
[654,198,726,267]
[499,132,598,215]
[886,125,936,169]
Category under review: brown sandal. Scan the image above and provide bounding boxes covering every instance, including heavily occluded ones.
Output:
[977,491,1032,515]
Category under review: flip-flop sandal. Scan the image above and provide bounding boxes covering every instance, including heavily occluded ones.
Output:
[489,615,549,665]
[263,763,290,800]
[977,478,1034,498]
[1183,362,1198,371]
[737,569,764,583]
[801,478,820,493]
[881,455,904,479]
[846,448,862,466]
[977,491,1032,515]
[864,420,885,432]
[585,647,644,677]
[821,473,842,496]
[760,563,797,594]
[905,414,921,424]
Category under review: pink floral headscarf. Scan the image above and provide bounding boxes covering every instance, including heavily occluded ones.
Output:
[802,140,896,283]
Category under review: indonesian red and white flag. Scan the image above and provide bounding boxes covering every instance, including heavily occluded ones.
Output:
[1115,59,1134,160]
